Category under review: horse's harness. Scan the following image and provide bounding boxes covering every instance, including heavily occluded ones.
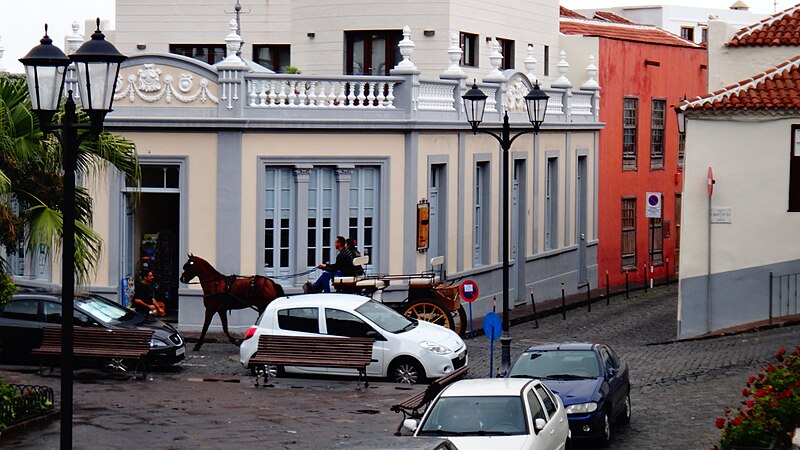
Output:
[192,273,266,312]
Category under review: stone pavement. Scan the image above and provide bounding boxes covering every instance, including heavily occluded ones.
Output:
[1,283,799,449]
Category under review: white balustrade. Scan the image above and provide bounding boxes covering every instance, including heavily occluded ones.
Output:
[246,76,399,109]
[418,81,457,111]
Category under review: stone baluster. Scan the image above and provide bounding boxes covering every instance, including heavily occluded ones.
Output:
[277,82,288,105]
[551,50,573,121]
[386,82,396,108]
[441,32,465,78]
[307,81,317,106]
[395,25,417,71]
[357,81,367,107]
[268,81,278,106]
[581,55,600,90]
[287,81,298,106]
[485,38,504,82]
[346,82,357,107]
[524,44,538,85]
[336,82,346,107]
[366,82,376,107]
[376,82,387,108]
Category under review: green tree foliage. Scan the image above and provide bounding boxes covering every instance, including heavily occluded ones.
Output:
[0,74,140,285]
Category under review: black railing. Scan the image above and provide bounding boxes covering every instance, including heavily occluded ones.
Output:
[0,384,55,428]
[768,271,800,325]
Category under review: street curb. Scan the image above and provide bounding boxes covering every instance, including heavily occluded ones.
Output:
[0,410,60,442]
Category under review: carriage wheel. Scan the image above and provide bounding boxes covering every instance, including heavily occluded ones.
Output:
[402,298,454,332]
[452,305,468,337]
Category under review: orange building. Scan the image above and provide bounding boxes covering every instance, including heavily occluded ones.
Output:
[560,8,707,288]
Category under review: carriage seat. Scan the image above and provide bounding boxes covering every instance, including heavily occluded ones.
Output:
[408,275,441,287]
[332,276,388,290]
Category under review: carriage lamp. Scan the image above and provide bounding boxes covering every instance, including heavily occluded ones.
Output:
[20,20,126,450]
[461,80,548,375]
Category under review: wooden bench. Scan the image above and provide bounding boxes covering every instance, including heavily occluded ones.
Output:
[32,326,153,380]
[250,334,375,388]
[390,365,469,435]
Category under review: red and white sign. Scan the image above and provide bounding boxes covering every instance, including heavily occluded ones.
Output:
[459,280,479,303]
[645,192,662,218]
[707,166,715,197]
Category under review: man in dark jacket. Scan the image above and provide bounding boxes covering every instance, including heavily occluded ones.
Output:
[305,236,354,293]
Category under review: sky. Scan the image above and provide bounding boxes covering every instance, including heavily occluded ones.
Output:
[0,0,797,74]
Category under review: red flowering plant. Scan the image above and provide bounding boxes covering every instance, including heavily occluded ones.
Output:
[715,346,800,450]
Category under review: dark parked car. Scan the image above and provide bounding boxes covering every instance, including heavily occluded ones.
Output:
[508,342,631,446]
[0,292,185,367]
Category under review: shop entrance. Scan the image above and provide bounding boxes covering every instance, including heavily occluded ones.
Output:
[121,165,181,321]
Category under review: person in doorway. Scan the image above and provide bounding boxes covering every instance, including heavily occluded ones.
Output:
[133,270,165,317]
[304,236,355,293]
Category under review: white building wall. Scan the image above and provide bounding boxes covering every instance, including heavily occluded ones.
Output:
[114,0,561,79]
[706,19,800,91]
[576,5,766,45]
[680,117,800,279]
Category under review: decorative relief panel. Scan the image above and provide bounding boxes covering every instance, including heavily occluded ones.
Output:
[506,73,532,113]
[115,63,219,105]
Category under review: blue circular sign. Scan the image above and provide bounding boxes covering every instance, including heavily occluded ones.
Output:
[483,312,502,341]
[648,194,660,206]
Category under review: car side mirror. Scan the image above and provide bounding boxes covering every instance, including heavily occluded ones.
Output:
[606,367,618,378]
[403,418,418,432]
[365,330,386,341]
[534,418,547,432]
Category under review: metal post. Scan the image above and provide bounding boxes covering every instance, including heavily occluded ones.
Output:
[625,272,629,298]
[606,270,610,305]
[769,272,773,325]
[666,257,670,284]
[529,289,538,329]
[561,282,566,320]
[586,281,591,312]
[61,92,78,450]
[499,114,512,375]
[644,262,648,293]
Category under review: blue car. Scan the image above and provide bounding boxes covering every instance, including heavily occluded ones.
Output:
[508,342,631,446]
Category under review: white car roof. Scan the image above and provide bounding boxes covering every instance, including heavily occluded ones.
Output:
[440,378,539,397]
[267,293,372,311]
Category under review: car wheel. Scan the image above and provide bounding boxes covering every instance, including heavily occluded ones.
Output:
[619,392,632,424]
[598,411,612,447]
[389,358,425,384]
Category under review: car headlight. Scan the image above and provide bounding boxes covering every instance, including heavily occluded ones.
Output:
[565,402,598,414]
[419,341,450,355]
[150,337,169,348]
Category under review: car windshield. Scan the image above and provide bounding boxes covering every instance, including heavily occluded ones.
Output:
[76,294,139,325]
[355,300,415,333]
[418,396,527,436]
[508,349,600,379]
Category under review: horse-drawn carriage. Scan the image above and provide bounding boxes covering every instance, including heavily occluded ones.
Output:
[331,256,468,337]
[179,254,468,351]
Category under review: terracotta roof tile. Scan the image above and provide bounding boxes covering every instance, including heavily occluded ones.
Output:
[560,6,587,19]
[560,17,702,48]
[593,11,636,24]
[728,4,800,47]
[680,55,800,111]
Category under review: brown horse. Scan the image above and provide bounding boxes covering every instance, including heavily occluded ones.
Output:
[179,254,284,351]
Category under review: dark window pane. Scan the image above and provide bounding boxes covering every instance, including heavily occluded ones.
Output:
[278,308,319,333]
[324,308,373,338]
[1,300,38,321]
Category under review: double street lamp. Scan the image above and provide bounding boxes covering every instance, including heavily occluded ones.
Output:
[20,19,126,449]
[462,80,549,374]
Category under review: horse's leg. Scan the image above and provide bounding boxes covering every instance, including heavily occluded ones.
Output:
[194,308,215,352]
[218,310,239,346]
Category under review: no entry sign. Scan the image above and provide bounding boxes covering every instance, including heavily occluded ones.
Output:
[459,280,479,303]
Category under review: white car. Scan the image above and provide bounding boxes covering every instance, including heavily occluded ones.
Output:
[239,294,468,383]
[404,378,571,450]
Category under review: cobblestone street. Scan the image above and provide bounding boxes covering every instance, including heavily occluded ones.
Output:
[2,283,798,449]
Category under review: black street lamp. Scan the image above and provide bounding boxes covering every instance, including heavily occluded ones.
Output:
[462,80,548,374]
[20,19,126,450]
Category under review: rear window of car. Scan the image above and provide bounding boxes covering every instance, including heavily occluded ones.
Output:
[277,307,319,333]
[1,300,38,321]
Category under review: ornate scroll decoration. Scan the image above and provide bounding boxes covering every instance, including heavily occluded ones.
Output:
[115,63,219,105]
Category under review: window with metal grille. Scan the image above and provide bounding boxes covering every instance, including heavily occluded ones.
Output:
[650,99,665,169]
[680,26,695,41]
[678,132,686,168]
[169,44,226,65]
[649,217,663,264]
[623,97,638,170]
[621,197,637,269]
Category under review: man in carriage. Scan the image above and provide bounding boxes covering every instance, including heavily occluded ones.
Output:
[304,236,363,293]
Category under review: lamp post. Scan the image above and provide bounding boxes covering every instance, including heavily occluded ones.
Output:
[462,80,548,374]
[20,20,126,450]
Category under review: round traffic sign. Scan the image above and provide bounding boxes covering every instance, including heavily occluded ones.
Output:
[648,194,660,206]
[459,280,479,303]
[483,312,502,341]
